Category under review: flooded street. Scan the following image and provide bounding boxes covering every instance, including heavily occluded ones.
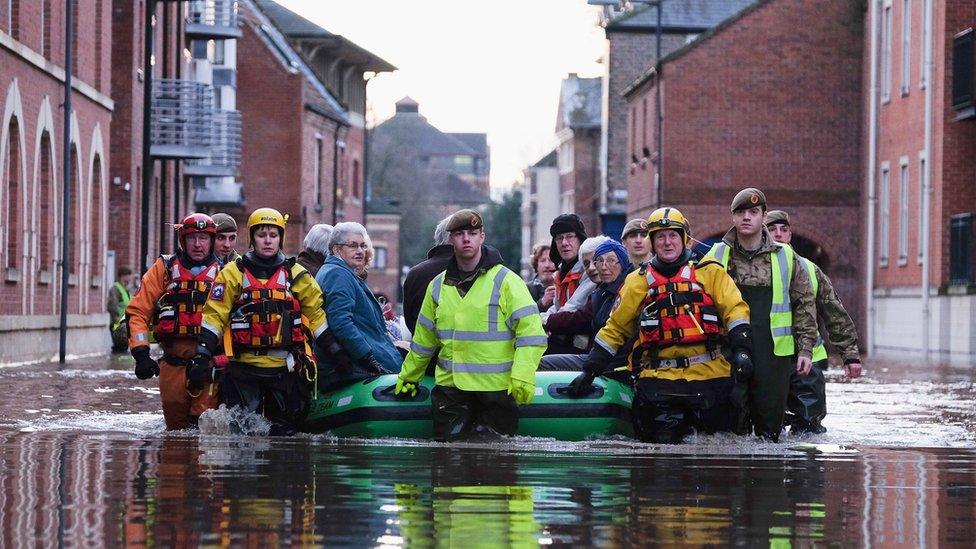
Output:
[1,355,975,546]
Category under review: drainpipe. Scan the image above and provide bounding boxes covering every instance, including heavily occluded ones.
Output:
[920,0,934,359]
[865,0,880,356]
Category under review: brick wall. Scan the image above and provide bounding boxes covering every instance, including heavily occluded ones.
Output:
[626,0,865,331]
[365,212,401,306]
[572,128,601,235]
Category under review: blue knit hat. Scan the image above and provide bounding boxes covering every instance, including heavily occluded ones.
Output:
[594,239,632,272]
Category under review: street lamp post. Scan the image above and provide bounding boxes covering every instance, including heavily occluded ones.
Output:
[58,0,74,363]
[140,0,156,274]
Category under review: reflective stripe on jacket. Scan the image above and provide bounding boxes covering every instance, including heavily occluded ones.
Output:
[707,241,796,357]
[799,256,828,362]
[401,264,546,391]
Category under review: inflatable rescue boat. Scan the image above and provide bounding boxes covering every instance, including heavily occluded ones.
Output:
[303,371,634,441]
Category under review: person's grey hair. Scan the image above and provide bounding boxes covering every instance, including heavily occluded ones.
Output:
[328,222,372,256]
[303,224,334,254]
[433,215,451,246]
[579,236,610,257]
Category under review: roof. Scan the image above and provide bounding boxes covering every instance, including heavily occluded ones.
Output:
[531,149,558,168]
[429,172,491,208]
[606,0,756,32]
[245,0,348,123]
[373,109,479,157]
[365,197,402,215]
[622,0,768,98]
[252,0,396,73]
[448,133,489,157]
[557,75,602,130]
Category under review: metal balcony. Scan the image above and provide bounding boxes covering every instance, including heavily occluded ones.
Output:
[184,109,242,177]
[150,79,213,159]
[185,0,243,39]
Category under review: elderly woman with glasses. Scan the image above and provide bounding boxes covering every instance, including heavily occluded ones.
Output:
[314,222,403,390]
[539,239,634,373]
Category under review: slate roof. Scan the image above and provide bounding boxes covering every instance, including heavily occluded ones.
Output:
[448,133,489,157]
[374,109,478,157]
[252,0,334,38]
[531,149,557,168]
[606,0,755,31]
[429,172,491,207]
[558,75,602,130]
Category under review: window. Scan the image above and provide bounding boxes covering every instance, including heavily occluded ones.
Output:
[641,98,647,153]
[90,155,103,287]
[881,2,892,102]
[898,157,909,264]
[900,0,911,95]
[952,28,975,117]
[95,0,103,89]
[373,246,387,269]
[3,117,21,278]
[630,106,636,160]
[314,135,323,208]
[453,155,473,174]
[41,0,50,58]
[213,39,226,65]
[950,214,974,285]
[6,0,17,39]
[920,0,928,88]
[352,158,360,198]
[880,162,890,266]
[918,151,926,264]
[38,132,53,278]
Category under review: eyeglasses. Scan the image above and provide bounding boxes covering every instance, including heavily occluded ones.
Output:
[342,242,369,250]
[593,257,620,267]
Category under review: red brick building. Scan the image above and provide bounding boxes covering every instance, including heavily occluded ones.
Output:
[0,0,114,362]
[623,0,865,338]
[555,74,602,235]
[866,0,976,358]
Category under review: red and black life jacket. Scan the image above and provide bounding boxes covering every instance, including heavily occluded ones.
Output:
[152,255,220,340]
[638,262,722,349]
[229,258,305,351]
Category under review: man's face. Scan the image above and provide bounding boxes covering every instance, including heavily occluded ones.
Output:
[183,232,213,262]
[449,228,485,262]
[582,252,599,282]
[623,230,650,259]
[767,222,792,244]
[554,232,581,262]
[652,229,683,264]
[535,252,556,284]
[252,226,281,258]
[336,234,368,272]
[215,231,237,258]
[732,206,764,238]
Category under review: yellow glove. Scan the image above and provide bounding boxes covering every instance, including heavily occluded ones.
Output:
[395,377,418,398]
[508,377,535,405]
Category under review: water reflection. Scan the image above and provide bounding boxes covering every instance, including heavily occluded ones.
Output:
[1,433,974,546]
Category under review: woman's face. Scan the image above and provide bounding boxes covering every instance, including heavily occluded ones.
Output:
[252,226,281,258]
[336,233,368,273]
[594,251,622,283]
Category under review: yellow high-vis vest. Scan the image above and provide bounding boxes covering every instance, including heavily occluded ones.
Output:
[799,256,828,362]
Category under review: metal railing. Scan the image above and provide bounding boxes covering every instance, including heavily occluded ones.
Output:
[150,79,213,159]
[185,0,243,39]
[184,109,242,177]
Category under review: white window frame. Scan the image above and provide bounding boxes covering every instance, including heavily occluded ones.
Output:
[881,1,893,103]
[900,0,911,95]
[313,134,323,209]
[6,0,11,34]
[898,156,909,265]
[919,0,928,88]
[374,246,388,269]
[917,151,926,264]
[880,161,890,267]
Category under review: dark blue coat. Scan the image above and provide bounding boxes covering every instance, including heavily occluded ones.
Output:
[314,255,403,377]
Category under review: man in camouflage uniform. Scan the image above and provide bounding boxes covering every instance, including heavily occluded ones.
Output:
[765,209,862,434]
[705,188,818,441]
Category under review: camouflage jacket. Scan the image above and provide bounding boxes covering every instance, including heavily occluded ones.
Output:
[719,227,818,359]
[810,261,861,362]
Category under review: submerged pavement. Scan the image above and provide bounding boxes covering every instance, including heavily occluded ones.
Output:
[0,355,973,545]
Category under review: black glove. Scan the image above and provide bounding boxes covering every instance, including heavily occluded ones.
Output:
[730,350,754,382]
[356,353,391,375]
[564,371,596,398]
[131,346,159,380]
[187,345,214,389]
[727,323,754,382]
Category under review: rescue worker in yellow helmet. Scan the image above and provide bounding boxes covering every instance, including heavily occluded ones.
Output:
[394,209,547,441]
[765,209,862,434]
[126,213,222,430]
[566,207,753,443]
[190,207,328,436]
[704,188,818,442]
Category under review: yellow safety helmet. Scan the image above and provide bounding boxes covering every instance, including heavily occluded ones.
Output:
[646,207,691,246]
[246,207,289,247]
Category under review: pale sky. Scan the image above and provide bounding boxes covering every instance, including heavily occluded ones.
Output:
[274,0,606,192]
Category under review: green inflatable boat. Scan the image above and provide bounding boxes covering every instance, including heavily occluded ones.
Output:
[303,371,634,441]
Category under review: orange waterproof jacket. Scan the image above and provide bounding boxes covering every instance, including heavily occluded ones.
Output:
[127,256,219,350]
[554,268,582,309]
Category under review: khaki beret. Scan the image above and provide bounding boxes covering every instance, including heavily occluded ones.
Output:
[211,212,237,233]
[764,210,790,226]
[620,218,649,239]
[445,209,484,232]
[730,187,767,212]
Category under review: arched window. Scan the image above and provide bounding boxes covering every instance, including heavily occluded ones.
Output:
[353,158,361,198]
[68,145,80,279]
[4,117,22,279]
[38,131,53,278]
[89,154,103,288]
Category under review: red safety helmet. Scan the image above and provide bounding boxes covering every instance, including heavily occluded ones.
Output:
[174,213,217,246]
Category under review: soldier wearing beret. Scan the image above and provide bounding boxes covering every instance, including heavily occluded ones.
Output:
[704,188,818,442]
[620,218,651,268]
[765,209,862,434]
[396,208,547,441]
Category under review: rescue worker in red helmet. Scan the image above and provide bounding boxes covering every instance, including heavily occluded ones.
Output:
[566,208,753,443]
[190,207,329,436]
[126,213,222,430]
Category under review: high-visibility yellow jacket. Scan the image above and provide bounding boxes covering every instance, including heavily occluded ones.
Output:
[798,256,829,362]
[200,256,327,369]
[593,260,750,381]
[400,265,547,391]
